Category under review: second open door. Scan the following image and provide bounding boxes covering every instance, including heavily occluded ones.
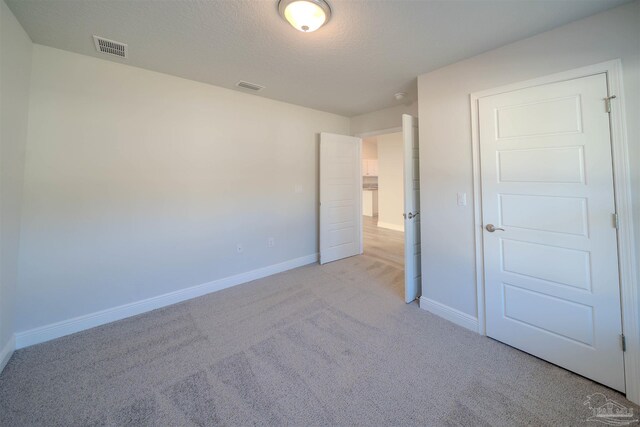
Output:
[403,114,421,303]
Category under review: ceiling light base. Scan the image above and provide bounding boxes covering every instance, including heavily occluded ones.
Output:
[394,92,408,101]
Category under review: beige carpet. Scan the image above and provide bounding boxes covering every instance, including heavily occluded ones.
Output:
[1,254,637,426]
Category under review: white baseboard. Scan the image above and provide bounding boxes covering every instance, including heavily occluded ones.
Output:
[15,253,318,349]
[0,335,16,373]
[419,296,479,332]
[377,221,404,232]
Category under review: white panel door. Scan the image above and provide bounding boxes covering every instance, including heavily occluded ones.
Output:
[320,133,362,264]
[403,115,421,303]
[479,73,625,391]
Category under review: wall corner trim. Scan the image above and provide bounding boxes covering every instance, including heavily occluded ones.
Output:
[14,253,319,349]
[0,335,16,374]
[419,296,479,332]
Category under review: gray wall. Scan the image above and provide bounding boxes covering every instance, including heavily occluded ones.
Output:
[0,0,32,356]
[17,45,349,332]
[418,1,639,319]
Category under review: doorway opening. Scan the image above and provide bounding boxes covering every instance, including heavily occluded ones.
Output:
[361,132,404,273]
[319,116,420,303]
[358,115,420,304]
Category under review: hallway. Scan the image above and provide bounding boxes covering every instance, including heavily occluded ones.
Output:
[362,216,404,270]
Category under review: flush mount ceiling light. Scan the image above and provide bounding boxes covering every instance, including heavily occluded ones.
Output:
[278,0,331,33]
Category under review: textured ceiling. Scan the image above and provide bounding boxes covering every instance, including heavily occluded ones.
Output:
[6,0,630,116]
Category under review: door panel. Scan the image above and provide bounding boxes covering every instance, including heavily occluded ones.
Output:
[497,146,585,183]
[495,95,582,138]
[502,284,594,345]
[501,240,591,290]
[479,73,624,392]
[320,133,362,264]
[499,194,588,236]
[403,115,421,303]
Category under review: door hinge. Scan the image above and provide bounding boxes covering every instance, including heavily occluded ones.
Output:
[621,334,626,352]
[613,213,619,229]
[605,95,617,113]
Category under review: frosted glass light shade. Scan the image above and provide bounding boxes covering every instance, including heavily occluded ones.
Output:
[278,0,331,32]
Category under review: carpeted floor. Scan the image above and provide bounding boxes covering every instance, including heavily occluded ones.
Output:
[1,254,638,426]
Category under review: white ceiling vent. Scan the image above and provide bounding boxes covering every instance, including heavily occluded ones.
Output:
[93,35,127,58]
[236,81,265,92]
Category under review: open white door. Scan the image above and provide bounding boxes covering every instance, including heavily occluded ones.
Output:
[403,115,421,303]
[320,132,362,264]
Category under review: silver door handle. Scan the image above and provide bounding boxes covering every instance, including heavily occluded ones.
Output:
[404,212,420,220]
[485,224,505,232]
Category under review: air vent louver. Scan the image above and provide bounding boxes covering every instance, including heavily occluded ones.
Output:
[93,35,127,58]
[236,81,265,91]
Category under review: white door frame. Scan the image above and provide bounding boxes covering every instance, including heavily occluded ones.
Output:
[470,59,639,404]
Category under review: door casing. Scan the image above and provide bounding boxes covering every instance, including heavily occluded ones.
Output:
[470,59,639,404]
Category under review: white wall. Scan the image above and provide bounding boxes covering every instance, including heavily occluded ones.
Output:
[0,0,32,361]
[362,138,378,160]
[17,44,349,333]
[377,132,404,231]
[418,1,640,319]
[351,101,417,136]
